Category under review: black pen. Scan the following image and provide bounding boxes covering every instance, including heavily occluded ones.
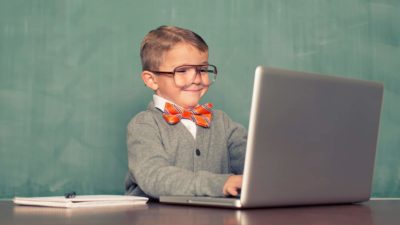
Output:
[64,191,76,199]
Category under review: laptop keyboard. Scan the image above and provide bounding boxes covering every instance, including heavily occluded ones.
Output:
[226,194,241,199]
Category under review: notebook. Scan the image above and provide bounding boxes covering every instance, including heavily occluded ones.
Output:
[160,66,384,208]
[13,195,148,208]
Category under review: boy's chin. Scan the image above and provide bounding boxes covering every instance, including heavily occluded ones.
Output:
[182,103,199,109]
[180,99,201,109]
[180,94,204,108]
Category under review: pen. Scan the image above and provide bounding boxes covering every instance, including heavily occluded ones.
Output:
[64,191,76,199]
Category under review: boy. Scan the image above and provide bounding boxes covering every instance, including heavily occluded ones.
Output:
[125,25,247,199]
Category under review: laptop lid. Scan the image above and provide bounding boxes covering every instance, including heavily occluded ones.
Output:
[240,66,383,208]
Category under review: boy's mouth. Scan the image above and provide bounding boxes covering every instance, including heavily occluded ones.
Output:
[183,85,205,92]
[184,88,202,92]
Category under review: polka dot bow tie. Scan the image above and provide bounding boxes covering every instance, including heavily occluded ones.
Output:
[162,102,213,128]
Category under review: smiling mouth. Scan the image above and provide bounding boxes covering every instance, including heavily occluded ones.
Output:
[184,89,202,92]
[183,86,204,92]
[184,83,206,90]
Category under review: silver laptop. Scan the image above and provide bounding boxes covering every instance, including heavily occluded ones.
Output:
[160,66,384,208]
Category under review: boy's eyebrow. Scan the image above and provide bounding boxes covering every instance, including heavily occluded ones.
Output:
[167,62,209,69]
[178,61,209,66]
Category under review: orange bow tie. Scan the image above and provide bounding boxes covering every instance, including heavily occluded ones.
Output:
[163,102,213,128]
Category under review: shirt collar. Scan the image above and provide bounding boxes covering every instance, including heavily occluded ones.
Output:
[153,94,173,111]
[153,94,202,111]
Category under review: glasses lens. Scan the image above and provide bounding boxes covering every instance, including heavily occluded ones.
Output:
[173,65,217,87]
[173,65,194,87]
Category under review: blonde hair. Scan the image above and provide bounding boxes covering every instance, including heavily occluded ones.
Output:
[140,25,208,71]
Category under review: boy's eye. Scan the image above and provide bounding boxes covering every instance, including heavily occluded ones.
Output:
[198,67,209,73]
[175,67,190,73]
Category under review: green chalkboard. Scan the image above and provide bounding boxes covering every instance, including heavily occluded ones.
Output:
[1,0,399,198]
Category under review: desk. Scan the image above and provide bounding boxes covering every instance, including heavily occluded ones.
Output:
[1,200,399,225]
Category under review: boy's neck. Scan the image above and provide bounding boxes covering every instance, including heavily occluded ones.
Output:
[153,94,199,111]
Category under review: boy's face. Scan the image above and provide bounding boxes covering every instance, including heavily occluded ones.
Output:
[154,43,209,109]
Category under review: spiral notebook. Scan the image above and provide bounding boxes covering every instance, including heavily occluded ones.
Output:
[13,195,148,208]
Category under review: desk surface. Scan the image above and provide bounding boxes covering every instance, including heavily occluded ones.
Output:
[1,200,399,225]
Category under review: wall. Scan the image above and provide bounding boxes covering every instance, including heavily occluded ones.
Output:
[1,0,399,198]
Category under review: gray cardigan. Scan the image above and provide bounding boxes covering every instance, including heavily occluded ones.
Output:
[124,102,247,199]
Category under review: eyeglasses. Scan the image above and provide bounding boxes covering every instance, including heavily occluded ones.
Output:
[149,64,217,88]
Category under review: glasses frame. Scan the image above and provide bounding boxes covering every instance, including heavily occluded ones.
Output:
[148,64,218,87]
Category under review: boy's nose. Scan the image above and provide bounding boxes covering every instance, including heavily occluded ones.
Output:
[192,70,202,84]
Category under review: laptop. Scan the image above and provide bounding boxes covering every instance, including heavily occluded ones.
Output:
[160,66,384,208]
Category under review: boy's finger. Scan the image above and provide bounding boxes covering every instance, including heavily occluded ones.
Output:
[229,188,239,196]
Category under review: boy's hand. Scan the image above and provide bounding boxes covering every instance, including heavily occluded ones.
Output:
[223,175,243,196]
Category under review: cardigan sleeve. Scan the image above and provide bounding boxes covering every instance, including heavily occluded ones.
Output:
[221,111,248,175]
[126,112,231,199]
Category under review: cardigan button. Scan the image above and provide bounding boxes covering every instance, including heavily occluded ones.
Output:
[195,149,201,156]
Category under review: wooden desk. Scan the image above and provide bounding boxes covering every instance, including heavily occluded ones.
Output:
[1,200,399,225]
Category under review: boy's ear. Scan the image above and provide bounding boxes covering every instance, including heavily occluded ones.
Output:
[141,71,158,91]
